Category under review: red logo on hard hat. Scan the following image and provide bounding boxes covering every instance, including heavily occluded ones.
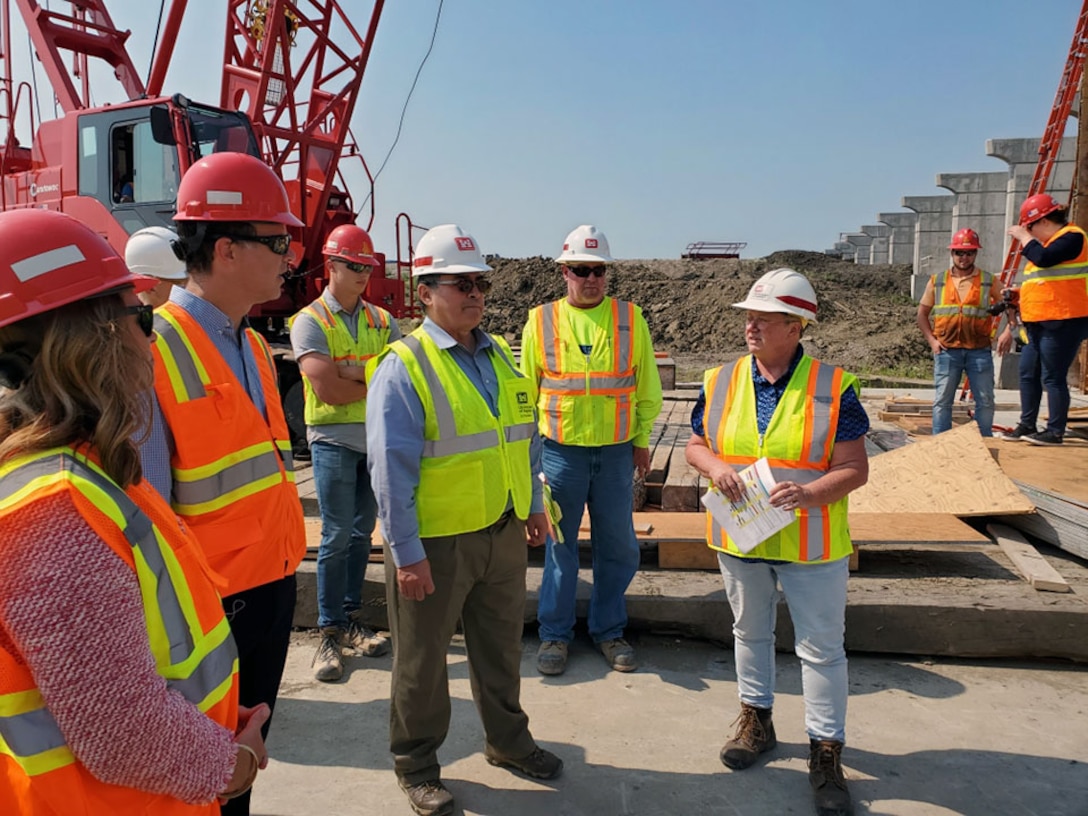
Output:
[454,237,475,251]
[585,239,599,249]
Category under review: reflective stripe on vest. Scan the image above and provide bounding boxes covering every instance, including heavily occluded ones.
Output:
[1021,224,1088,322]
[703,355,853,562]
[533,298,637,443]
[930,269,993,320]
[0,450,238,777]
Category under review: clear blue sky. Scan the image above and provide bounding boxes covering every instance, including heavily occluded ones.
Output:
[8,0,1084,259]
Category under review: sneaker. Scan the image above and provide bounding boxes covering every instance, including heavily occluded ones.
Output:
[1025,430,1063,446]
[398,778,454,816]
[1003,423,1036,441]
[485,746,563,780]
[536,640,568,676]
[312,627,344,682]
[809,739,853,816]
[598,638,638,672]
[720,703,777,770]
[346,615,391,657]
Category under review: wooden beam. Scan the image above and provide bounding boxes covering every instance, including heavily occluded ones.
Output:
[987,523,1071,593]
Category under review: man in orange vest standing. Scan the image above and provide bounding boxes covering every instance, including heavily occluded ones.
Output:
[685,268,869,816]
[916,228,1009,436]
[1002,193,1088,445]
[142,152,307,816]
[521,225,663,676]
[290,224,396,682]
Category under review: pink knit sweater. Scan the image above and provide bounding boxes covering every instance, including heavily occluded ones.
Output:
[0,491,237,804]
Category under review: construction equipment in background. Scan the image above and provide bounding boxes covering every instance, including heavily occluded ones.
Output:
[681,241,747,260]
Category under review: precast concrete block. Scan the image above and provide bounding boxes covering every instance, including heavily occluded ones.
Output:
[861,224,891,265]
[902,194,955,293]
[937,171,1010,278]
[842,232,873,265]
[878,211,918,265]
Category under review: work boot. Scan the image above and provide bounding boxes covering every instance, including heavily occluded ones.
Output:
[1025,430,1063,446]
[808,739,853,816]
[398,778,454,816]
[485,746,564,780]
[536,640,569,675]
[346,612,391,657]
[311,627,344,682]
[599,638,638,672]
[1003,423,1036,441]
[720,703,776,769]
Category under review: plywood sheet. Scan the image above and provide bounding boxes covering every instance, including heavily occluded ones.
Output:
[984,438,1088,504]
[851,423,1034,516]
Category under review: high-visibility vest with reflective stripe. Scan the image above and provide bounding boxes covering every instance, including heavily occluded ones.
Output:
[702,355,856,563]
[1021,224,1088,322]
[289,295,394,426]
[529,297,639,445]
[0,447,238,816]
[929,268,994,349]
[152,302,306,596]
[368,329,536,538]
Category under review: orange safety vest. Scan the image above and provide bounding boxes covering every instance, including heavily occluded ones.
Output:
[1020,224,1088,322]
[152,302,306,596]
[929,268,994,349]
[0,447,238,816]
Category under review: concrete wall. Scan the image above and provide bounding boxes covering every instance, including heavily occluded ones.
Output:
[842,232,873,265]
[902,195,955,299]
[878,212,918,265]
[861,224,891,264]
[936,171,1009,278]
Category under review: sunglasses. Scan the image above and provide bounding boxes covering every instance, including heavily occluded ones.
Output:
[952,250,977,257]
[568,265,607,278]
[126,304,155,337]
[435,277,492,295]
[337,259,373,274]
[216,232,293,256]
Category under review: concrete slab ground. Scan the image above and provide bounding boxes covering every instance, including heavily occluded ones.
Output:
[253,631,1088,816]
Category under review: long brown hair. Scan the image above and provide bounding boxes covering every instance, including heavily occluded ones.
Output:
[0,293,154,488]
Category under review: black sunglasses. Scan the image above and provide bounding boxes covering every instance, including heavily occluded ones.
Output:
[568,265,607,278]
[952,250,977,257]
[126,304,155,338]
[215,232,293,256]
[336,259,372,274]
[435,277,492,295]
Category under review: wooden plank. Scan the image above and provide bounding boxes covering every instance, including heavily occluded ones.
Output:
[661,445,702,511]
[658,540,718,569]
[987,523,1072,593]
[984,438,1088,504]
[851,423,1035,516]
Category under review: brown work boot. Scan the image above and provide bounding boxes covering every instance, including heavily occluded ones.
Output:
[536,640,569,675]
[485,746,564,780]
[599,637,638,672]
[809,739,853,816]
[346,612,391,657]
[720,703,776,769]
[398,778,454,816]
[312,627,344,682]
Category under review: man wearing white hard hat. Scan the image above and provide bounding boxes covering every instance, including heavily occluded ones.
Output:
[685,268,869,816]
[520,224,663,677]
[124,226,187,308]
[366,224,562,816]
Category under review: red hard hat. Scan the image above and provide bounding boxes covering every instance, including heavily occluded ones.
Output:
[0,210,155,329]
[173,152,303,226]
[323,224,380,266]
[1019,193,1063,226]
[948,228,981,251]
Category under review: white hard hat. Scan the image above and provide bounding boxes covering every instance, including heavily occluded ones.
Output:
[411,224,493,277]
[124,226,187,281]
[733,268,818,323]
[555,224,614,264]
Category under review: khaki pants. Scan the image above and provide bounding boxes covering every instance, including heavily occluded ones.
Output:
[385,511,537,785]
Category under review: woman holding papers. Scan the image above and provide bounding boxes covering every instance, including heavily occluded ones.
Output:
[685,268,869,816]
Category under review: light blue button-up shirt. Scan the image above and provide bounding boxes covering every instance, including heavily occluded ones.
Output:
[366,318,544,568]
[140,288,271,502]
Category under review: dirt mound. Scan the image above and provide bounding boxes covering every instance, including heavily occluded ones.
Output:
[477,251,930,379]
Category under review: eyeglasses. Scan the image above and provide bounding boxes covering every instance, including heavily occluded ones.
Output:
[215,232,293,256]
[336,259,373,274]
[126,304,154,337]
[435,277,492,295]
[745,314,799,328]
[568,265,607,278]
[952,250,977,257]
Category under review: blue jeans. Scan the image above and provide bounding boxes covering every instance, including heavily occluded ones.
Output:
[537,439,640,644]
[932,347,994,436]
[311,440,378,629]
[718,553,849,743]
[1019,317,1088,436]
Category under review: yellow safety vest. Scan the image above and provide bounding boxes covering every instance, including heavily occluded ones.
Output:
[368,328,536,538]
[0,447,238,816]
[290,294,394,426]
[527,297,640,445]
[1021,224,1088,322]
[702,355,856,562]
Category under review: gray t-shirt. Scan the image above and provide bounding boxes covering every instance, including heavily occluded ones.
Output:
[289,288,402,454]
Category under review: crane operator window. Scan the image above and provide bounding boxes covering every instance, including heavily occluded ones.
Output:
[111,121,177,205]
